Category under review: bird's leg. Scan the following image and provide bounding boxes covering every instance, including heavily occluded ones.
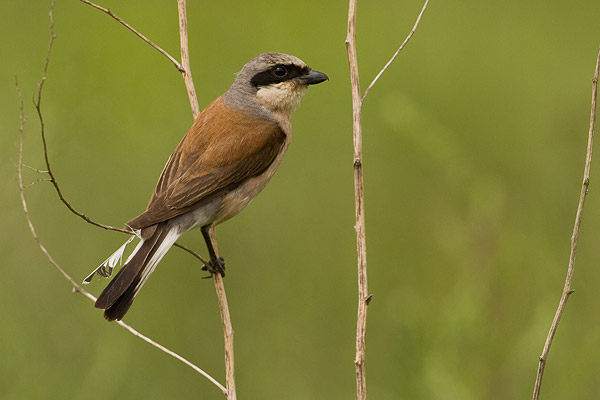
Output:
[201,225,226,276]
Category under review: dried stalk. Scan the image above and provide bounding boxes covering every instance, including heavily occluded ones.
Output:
[18,1,236,396]
[83,1,237,396]
[532,45,600,400]
[36,2,207,264]
[177,0,200,118]
[74,1,217,262]
[78,0,184,72]
[345,1,368,398]
[345,1,429,398]
[16,41,225,395]
[116,320,226,392]
[361,0,430,101]
[18,81,95,303]
[177,2,236,397]
[213,274,236,400]
[206,227,236,400]
[36,1,206,258]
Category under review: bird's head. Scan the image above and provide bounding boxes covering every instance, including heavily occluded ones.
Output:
[224,53,328,118]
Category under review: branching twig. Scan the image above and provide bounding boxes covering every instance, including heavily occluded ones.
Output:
[345,1,429,399]
[116,320,226,393]
[361,0,429,101]
[17,77,225,395]
[32,9,131,234]
[174,2,236,397]
[532,45,600,400]
[18,77,95,302]
[34,1,208,261]
[79,0,202,118]
[78,0,184,72]
[65,1,236,396]
[16,2,226,395]
[345,2,368,398]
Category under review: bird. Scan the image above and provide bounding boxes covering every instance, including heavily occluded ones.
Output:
[82,53,328,321]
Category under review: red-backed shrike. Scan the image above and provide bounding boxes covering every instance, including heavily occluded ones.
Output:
[83,53,328,321]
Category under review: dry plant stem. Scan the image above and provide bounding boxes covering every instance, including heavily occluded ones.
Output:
[207,227,236,400]
[345,1,368,398]
[52,1,235,395]
[177,0,200,118]
[80,0,202,116]
[78,0,184,72]
[345,1,429,398]
[18,79,94,302]
[16,2,225,394]
[35,99,206,259]
[116,320,226,393]
[176,2,236,396]
[17,77,225,394]
[34,30,131,236]
[35,1,203,260]
[532,46,600,400]
[361,0,429,101]
[213,273,235,400]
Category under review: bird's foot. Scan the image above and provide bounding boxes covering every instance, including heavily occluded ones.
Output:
[201,256,226,277]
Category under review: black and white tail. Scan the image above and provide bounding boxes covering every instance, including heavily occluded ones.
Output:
[92,222,180,321]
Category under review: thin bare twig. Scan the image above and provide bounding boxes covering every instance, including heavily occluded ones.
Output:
[32,0,124,235]
[81,1,236,397]
[345,1,369,398]
[116,320,227,393]
[345,1,429,398]
[174,242,209,265]
[15,2,225,393]
[78,0,184,72]
[22,163,48,173]
[213,274,235,399]
[33,2,207,258]
[17,77,225,394]
[177,0,200,118]
[23,178,53,188]
[80,0,202,117]
[207,227,236,400]
[361,0,429,102]
[18,78,94,302]
[532,46,600,400]
[30,4,132,235]
[175,2,236,397]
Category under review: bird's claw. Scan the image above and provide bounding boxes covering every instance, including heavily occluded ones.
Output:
[201,256,226,277]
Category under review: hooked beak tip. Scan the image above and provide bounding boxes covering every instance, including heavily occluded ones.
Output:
[301,70,329,85]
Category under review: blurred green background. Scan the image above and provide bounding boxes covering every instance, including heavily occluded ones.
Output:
[3,0,600,399]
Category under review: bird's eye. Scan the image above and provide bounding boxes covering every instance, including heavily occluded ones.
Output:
[273,66,287,77]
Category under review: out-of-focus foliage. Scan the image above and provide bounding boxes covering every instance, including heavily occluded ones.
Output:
[3,1,600,399]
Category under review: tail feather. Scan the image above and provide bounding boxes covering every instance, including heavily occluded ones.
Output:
[95,222,180,321]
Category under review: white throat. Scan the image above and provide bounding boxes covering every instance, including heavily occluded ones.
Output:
[255,81,308,117]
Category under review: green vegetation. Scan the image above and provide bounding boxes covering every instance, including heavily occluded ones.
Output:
[3,1,600,399]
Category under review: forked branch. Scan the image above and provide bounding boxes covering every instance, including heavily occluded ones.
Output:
[78,0,184,72]
[36,1,209,263]
[16,72,225,397]
[18,1,235,397]
[345,1,429,399]
[361,0,429,101]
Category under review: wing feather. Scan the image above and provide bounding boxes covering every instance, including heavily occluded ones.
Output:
[127,97,285,229]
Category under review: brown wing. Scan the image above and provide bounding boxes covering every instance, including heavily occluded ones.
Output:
[127,97,285,230]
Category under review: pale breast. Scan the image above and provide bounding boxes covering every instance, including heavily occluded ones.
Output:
[214,130,291,225]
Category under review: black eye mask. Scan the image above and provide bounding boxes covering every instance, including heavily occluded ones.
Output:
[250,64,311,88]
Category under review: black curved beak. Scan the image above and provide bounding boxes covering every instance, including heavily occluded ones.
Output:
[300,70,329,85]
